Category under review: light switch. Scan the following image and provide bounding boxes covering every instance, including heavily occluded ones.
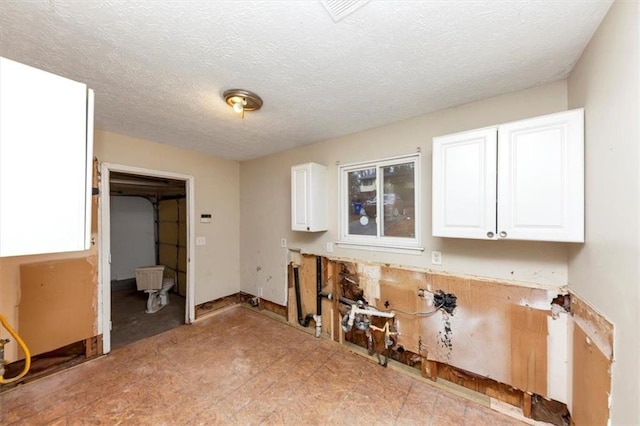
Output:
[196,237,206,246]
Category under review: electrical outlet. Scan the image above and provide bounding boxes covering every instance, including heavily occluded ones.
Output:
[431,251,442,265]
[196,236,206,246]
[258,287,263,297]
[326,242,334,253]
[280,238,287,248]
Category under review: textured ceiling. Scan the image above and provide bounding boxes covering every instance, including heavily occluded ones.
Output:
[0,1,612,161]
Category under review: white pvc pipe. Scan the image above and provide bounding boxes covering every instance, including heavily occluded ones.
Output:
[345,305,396,331]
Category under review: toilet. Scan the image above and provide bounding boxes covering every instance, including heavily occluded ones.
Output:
[134,265,175,314]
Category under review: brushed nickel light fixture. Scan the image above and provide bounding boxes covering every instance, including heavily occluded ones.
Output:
[223,89,263,119]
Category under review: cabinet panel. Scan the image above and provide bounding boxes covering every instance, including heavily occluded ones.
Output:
[432,109,584,242]
[291,163,327,232]
[432,128,497,239]
[0,57,93,256]
[498,109,584,242]
[291,166,309,230]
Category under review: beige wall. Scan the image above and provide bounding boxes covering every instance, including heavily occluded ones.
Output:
[240,81,570,305]
[94,130,240,305]
[567,1,640,424]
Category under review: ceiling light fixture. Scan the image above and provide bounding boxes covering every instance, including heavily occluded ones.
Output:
[223,89,263,119]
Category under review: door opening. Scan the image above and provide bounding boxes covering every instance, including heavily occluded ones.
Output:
[99,163,195,354]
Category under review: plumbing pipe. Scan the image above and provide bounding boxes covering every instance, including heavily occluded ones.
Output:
[341,303,395,333]
[293,266,314,327]
[0,314,31,384]
[369,321,398,349]
[292,256,324,337]
[314,256,322,338]
[368,321,398,367]
[319,291,356,307]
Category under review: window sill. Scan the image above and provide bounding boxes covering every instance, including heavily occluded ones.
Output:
[336,241,424,255]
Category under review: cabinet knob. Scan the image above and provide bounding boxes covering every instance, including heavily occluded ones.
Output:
[499,231,507,238]
[486,231,494,238]
[306,226,310,231]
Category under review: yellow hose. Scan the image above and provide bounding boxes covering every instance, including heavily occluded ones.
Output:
[0,314,31,384]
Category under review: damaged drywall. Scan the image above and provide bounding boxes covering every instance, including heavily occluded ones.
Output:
[570,294,613,358]
[569,293,613,425]
[18,256,98,357]
[326,260,576,406]
[281,256,612,424]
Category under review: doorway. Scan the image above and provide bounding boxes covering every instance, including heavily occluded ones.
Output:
[99,163,195,354]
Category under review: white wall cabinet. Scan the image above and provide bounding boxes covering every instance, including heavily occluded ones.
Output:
[433,109,584,242]
[291,162,327,232]
[0,57,94,257]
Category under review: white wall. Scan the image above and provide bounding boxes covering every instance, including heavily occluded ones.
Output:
[240,81,570,305]
[567,1,640,424]
[110,196,155,281]
[95,130,240,305]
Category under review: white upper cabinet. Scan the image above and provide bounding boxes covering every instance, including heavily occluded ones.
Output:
[433,109,584,242]
[0,57,94,257]
[497,109,584,242]
[432,127,497,239]
[291,162,327,232]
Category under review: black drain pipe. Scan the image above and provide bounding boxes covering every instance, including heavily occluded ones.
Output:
[293,256,323,337]
[314,256,322,337]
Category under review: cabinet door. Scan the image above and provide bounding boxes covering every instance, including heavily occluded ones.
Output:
[291,163,328,232]
[0,58,93,256]
[497,109,584,242]
[432,128,497,239]
[291,165,310,231]
[307,163,327,232]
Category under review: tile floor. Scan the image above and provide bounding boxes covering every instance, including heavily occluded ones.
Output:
[0,306,526,425]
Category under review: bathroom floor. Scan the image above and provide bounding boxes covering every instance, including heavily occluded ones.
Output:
[111,280,185,350]
[0,306,527,425]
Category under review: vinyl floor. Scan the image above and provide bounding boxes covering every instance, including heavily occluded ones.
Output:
[0,306,527,425]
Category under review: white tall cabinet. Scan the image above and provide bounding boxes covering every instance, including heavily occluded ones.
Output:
[432,109,584,242]
[291,163,327,232]
[0,57,94,257]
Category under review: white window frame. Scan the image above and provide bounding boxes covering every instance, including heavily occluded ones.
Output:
[338,153,423,254]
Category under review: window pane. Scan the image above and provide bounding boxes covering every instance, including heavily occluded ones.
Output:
[381,162,415,238]
[347,168,376,236]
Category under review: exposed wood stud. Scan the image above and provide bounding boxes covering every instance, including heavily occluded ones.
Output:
[287,264,296,324]
[329,260,341,343]
[429,360,439,381]
[523,392,533,418]
[420,355,439,382]
[84,337,93,358]
[96,335,103,356]
[420,356,428,378]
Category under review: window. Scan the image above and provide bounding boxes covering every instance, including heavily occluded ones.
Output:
[339,153,422,253]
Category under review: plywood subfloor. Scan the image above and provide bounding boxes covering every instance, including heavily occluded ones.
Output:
[111,282,185,350]
[0,307,526,425]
